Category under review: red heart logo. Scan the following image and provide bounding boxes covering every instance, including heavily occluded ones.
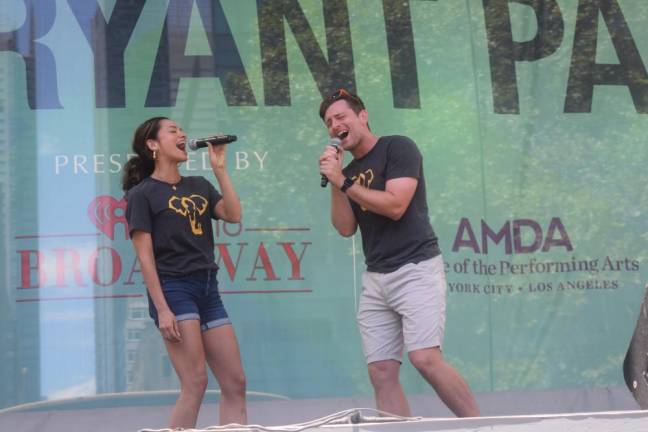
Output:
[88,196,128,240]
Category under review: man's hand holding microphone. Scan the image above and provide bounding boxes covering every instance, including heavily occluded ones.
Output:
[319,137,343,188]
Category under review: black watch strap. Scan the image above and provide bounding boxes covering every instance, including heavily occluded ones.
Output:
[340,177,354,193]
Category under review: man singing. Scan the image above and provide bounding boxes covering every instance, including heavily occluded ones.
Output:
[318,89,479,417]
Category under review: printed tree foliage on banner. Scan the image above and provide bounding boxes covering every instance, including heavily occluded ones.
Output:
[0,0,646,411]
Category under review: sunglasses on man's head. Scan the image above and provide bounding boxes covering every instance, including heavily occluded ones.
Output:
[325,88,365,108]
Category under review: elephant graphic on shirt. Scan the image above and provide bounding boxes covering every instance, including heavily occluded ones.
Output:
[168,194,209,235]
[353,169,374,212]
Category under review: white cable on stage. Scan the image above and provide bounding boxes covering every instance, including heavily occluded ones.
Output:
[138,408,421,432]
[137,409,648,432]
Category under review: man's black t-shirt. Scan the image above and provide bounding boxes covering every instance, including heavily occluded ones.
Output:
[125,176,223,276]
[342,135,440,273]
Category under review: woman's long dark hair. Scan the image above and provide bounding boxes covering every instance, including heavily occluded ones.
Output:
[121,116,168,192]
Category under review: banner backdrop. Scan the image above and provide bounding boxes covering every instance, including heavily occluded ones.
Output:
[0,0,646,411]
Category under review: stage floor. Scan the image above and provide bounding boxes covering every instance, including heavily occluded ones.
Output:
[0,387,643,432]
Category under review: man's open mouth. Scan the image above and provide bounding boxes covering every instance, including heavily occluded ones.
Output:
[337,130,349,139]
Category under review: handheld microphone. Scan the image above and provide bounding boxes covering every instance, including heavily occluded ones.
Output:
[321,137,342,188]
[187,134,237,151]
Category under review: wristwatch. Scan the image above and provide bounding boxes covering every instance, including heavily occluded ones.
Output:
[340,177,354,193]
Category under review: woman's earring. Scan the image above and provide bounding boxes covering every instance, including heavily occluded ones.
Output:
[153,150,157,160]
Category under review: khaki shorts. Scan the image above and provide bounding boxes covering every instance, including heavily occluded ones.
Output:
[357,255,446,364]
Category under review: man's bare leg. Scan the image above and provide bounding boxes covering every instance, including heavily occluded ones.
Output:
[409,347,480,417]
[367,359,411,416]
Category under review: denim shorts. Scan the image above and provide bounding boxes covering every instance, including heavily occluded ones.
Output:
[149,269,230,332]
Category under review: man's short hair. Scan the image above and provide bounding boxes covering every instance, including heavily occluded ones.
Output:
[319,88,366,120]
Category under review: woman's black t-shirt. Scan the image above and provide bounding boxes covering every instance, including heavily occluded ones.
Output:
[125,176,223,276]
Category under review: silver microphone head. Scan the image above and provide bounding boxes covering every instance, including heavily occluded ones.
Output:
[329,137,342,148]
[187,138,199,151]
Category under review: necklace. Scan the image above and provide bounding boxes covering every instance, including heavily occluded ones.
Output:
[151,175,181,190]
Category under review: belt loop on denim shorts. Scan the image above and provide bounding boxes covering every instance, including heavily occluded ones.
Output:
[205,269,211,294]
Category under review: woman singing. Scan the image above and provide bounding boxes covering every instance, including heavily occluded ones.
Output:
[122,117,246,427]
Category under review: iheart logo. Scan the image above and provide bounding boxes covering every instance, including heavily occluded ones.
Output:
[88,196,128,240]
